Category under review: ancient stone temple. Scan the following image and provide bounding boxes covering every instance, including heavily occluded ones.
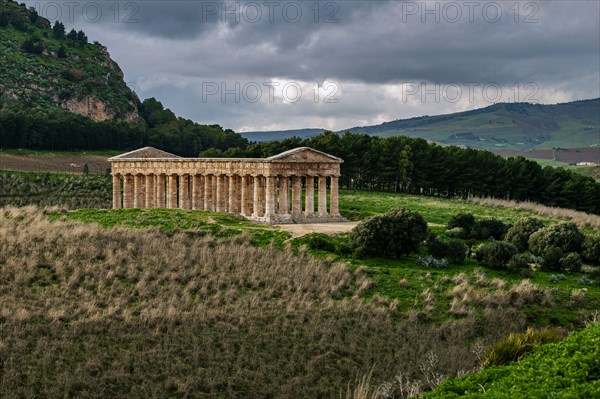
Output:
[108,147,347,224]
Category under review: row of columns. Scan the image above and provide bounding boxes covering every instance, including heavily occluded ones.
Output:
[112,173,340,218]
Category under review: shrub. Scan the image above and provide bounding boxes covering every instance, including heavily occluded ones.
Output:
[447,213,475,231]
[540,246,564,271]
[301,233,337,253]
[22,36,44,54]
[476,242,518,269]
[582,235,600,265]
[482,327,564,367]
[578,276,593,285]
[416,255,449,269]
[349,207,428,259]
[507,253,530,272]
[528,223,584,256]
[447,239,467,263]
[445,227,466,238]
[472,218,510,240]
[0,12,9,28]
[427,236,450,258]
[560,252,582,273]
[504,217,545,252]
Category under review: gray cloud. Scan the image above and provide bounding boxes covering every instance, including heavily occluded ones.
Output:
[25,0,600,131]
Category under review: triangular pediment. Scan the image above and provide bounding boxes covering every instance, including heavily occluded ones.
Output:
[109,147,181,160]
[267,147,342,163]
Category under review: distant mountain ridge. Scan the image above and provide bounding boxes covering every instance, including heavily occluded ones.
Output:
[242,99,600,151]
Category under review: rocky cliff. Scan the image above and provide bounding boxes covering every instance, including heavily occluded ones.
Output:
[0,0,139,122]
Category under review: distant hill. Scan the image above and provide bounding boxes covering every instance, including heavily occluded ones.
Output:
[243,99,600,152]
[0,0,139,122]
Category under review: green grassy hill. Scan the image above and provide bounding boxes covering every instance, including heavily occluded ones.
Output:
[423,323,600,398]
[243,99,600,152]
[0,0,139,121]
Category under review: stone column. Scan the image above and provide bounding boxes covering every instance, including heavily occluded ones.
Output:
[291,175,302,217]
[145,174,155,208]
[167,174,178,209]
[205,175,213,211]
[216,175,226,212]
[179,174,190,209]
[252,175,263,217]
[192,174,204,210]
[133,174,144,208]
[229,175,240,213]
[318,175,328,216]
[112,174,122,209]
[241,175,250,216]
[305,175,314,216]
[265,176,276,218]
[223,175,230,212]
[156,174,166,208]
[330,176,340,216]
[278,176,289,215]
[123,174,134,208]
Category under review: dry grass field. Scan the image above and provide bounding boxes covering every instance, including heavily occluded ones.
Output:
[0,207,539,398]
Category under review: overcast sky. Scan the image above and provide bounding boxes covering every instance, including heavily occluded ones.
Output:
[25,0,600,132]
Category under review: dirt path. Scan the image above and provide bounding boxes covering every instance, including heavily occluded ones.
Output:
[275,221,445,238]
[274,222,359,238]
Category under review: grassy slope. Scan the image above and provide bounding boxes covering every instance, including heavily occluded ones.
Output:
[52,189,600,329]
[0,0,136,116]
[348,100,600,151]
[423,323,600,398]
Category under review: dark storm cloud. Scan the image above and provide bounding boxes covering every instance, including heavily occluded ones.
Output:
[24,1,600,130]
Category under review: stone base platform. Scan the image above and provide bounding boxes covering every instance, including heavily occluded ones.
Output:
[246,214,348,225]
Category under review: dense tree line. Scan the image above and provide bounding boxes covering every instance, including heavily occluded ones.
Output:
[207,131,600,214]
[0,98,248,156]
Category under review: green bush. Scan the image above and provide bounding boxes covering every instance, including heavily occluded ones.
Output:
[447,213,476,231]
[504,217,545,252]
[427,236,450,258]
[560,252,582,273]
[472,218,510,240]
[447,239,467,263]
[301,233,337,253]
[416,255,449,269]
[445,227,466,238]
[476,242,518,269]
[528,223,584,256]
[483,327,564,367]
[349,207,428,259]
[540,246,564,271]
[582,235,600,265]
[507,253,530,272]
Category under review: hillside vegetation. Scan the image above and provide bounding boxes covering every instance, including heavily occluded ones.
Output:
[423,323,600,398]
[243,99,600,152]
[0,0,137,119]
[0,1,248,155]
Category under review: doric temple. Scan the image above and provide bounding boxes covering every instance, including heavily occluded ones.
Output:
[108,147,347,224]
